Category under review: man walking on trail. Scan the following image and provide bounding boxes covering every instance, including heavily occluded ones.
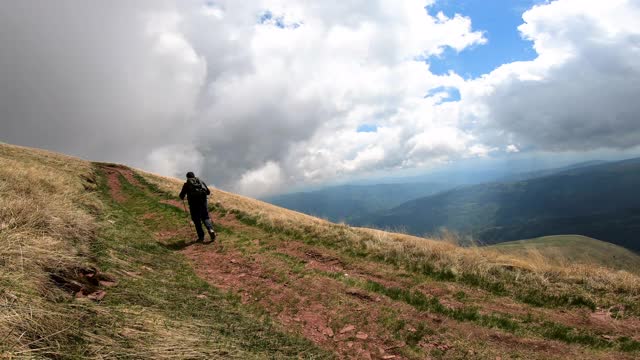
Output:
[179,172,217,243]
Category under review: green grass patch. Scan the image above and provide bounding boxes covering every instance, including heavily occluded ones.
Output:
[516,289,596,311]
[361,279,637,352]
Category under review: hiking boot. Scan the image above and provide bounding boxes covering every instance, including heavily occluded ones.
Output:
[195,237,204,243]
[208,228,217,242]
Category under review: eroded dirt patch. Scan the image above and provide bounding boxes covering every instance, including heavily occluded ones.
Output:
[103,167,127,203]
[179,240,617,360]
[102,165,148,202]
[181,245,413,359]
[161,199,185,209]
[49,266,116,302]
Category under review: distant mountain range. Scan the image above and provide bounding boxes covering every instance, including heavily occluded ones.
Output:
[263,182,452,222]
[353,158,640,252]
[263,159,614,223]
[498,160,609,182]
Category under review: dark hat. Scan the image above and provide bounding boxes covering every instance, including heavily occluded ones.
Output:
[186,172,195,178]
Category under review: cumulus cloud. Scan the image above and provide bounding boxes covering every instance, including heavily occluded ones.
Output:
[0,0,487,196]
[467,0,640,152]
[506,144,520,153]
[236,161,284,197]
[2,0,637,197]
[147,144,204,178]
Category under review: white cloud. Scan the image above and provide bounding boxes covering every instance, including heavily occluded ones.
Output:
[2,0,637,197]
[506,144,520,153]
[146,144,204,177]
[466,0,640,152]
[236,161,284,197]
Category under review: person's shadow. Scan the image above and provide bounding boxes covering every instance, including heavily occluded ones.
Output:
[160,239,218,251]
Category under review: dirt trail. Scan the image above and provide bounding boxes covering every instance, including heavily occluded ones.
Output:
[103,167,127,203]
[102,167,639,359]
[101,165,145,203]
[180,212,619,359]
[183,243,453,359]
[183,237,630,359]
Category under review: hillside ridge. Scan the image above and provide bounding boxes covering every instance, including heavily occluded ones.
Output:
[491,235,640,274]
[2,143,640,359]
[355,158,640,251]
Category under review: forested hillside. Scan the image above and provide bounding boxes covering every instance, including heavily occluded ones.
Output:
[356,159,640,251]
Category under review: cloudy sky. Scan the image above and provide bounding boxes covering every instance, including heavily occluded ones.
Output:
[1,0,639,196]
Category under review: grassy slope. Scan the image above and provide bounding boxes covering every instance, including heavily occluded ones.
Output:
[0,144,329,358]
[491,235,640,274]
[2,143,640,359]
[139,164,640,358]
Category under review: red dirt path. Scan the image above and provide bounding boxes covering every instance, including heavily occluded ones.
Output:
[103,167,127,203]
[101,167,638,359]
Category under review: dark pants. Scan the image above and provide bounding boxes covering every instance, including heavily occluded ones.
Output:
[189,198,214,240]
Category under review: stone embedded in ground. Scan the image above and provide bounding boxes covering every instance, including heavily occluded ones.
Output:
[340,324,356,334]
[355,332,369,340]
[322,327,334,337]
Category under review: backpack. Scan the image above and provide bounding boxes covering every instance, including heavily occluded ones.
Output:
[187,177,208,196]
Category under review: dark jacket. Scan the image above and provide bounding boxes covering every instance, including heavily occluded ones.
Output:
[179,177,211,207]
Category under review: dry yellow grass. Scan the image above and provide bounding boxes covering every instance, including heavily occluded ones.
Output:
[137,168,333,227]
[0,143,102,356]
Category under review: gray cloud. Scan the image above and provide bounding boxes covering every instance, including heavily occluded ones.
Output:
[0,1,205,165]
[475,1,640,152]
[17,1,638,197]
[1,1,486,197]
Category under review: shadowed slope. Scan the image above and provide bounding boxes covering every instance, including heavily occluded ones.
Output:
[355,158,640,251]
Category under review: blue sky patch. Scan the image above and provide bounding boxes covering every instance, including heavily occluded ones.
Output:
[357,124,378,133]
[425,0,540,78]
[259,10,301,29]
[425,86,461,103]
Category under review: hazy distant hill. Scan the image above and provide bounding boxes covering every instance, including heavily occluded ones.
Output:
[499,160,610,182]
[355,158,640,251]
[490,235,640,273]
[264,182,452,222]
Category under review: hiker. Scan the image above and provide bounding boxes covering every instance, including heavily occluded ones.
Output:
[179,172,217,243]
